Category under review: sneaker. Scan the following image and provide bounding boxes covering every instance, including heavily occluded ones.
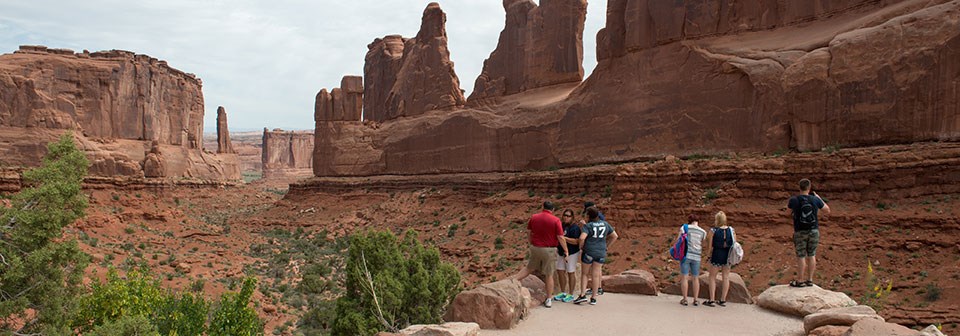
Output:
[553,293,567,301]
[562,294,575,303]
[544,298,553,308]
[585,288,592,295]
[598,287,604,295]
[573,295,588,304]
[589,297,597,305]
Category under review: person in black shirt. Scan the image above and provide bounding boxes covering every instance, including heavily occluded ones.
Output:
[787,179,831,287]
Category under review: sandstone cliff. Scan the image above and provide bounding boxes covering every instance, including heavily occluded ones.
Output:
[262,128,314,179]
[313,0,960,177]
[469,0,587,103]
[363,35,406,122]
[0,46,240,180]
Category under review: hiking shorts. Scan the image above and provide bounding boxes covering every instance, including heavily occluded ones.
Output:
[527,246,558,276]
[680,259,701,276]
[556,251,580,273]
[794,229,820,258]
[581,250,606,265]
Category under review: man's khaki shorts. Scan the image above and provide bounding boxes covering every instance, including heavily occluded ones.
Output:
[526,246,558,276]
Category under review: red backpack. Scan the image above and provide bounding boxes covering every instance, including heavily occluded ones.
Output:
[669,224,688,261]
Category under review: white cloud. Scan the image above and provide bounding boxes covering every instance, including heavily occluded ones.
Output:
[0,0,605,132]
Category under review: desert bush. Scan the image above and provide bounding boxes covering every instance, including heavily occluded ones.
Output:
[86,314,160,336]
[330,230,461,335]
[0,134,90,334]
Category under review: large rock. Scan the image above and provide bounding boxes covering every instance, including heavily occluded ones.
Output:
[468,0,587,102]
[519,275,547,306]
[444,279,531,330]
[381,2,466,120]
[601,269,658,296]
[261,128,314,179]
[809,325,851,336]
[216,106,234,154]
[757,285,857,317]
[843,318,921,336]
[315,76,363,122]
[920,325,947,336]
[400,322,480,336]
[661,272,753,303]
[0,46,240,180]
[804,305,885,333]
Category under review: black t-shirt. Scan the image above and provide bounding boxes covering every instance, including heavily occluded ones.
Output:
[788,194,825,231]
[557,224,582,256]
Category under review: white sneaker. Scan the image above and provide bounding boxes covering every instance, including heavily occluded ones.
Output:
[544,298,553,308]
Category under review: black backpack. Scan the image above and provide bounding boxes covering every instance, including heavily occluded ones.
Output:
[796,195,818,230]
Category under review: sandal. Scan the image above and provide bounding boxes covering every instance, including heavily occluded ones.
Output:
[703,300,715,307]
[718,300,726,307]
[789,280,806,288]
[692,300,699,306]
[680,298,688,306]
[804,280,815,287]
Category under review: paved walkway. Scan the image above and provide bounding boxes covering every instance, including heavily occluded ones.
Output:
[484,293,804,336]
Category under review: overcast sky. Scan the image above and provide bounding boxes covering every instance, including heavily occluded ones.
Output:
[0,0,605,132]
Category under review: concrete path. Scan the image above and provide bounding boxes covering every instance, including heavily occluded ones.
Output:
[483,293,804,336]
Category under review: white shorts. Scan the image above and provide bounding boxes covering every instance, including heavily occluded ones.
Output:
[556,251,580,273]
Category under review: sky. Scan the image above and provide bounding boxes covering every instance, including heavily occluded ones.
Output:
[0,0,606,132]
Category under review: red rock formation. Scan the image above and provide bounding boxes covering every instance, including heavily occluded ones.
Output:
[381,2,466,120]
[312,0,960,177]
[363,35,406,122]
[314,76,363,122]
[216,106,234,154]
[262,128,314,179]
[469,0,587,103]
[0,46,240,180]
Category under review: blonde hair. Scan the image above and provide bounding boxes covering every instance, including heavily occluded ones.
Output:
[715,211,728,227]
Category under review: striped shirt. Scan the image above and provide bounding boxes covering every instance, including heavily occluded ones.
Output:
[682,225,708,261]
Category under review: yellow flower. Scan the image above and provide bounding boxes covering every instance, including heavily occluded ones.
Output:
[874,284,880,292]
[885,281,893,293]
[868,262,874,274]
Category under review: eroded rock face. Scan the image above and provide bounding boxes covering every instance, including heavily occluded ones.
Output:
[364,35,406,122]
[844,318,922,336]
[0,46,240,180]
[262,128,314,179]
[757,285,857,317]
[468,0,587,102]
[803,305,885,333]
[400,322,481,336]
[379,3,466,120]
[315,76,363,122]
[216,106,234,154]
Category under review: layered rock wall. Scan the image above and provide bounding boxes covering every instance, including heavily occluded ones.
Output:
[313,0,960,177]
[262,128,314,179]
[0,46,240,180]
[469,0,587,102]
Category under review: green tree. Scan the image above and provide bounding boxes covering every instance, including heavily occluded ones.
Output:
[86,314,160,336]
[331,230,461,336]
[209,277,263,336]
[0,134,90,334]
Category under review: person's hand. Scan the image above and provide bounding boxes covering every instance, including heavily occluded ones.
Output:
[578,219,586,225]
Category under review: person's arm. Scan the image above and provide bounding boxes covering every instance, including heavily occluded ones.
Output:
[578,232,587,250]
[606,231,619,249]
[731,227,737,244]
[704,229,713,260]
[813,192,831,214]
[564,236,579,245]
[558,234,569,257]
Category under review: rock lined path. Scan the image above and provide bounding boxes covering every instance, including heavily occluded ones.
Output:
[484,293,804,336]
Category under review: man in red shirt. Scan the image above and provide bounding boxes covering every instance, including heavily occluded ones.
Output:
[512,201,568,308]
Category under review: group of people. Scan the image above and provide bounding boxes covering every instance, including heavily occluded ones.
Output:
[512,178,831,309]
[511,201,617,307]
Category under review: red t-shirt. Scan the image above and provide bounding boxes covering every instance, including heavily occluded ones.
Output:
[528,210,563,247]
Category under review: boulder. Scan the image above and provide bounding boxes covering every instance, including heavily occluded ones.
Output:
[444,279,531,329]
[803,305,884,333]
[809,325,851,336]
[601,269,658,296]
[519,275,547,306]
[843,318,921,336]
[400,322,480,336]
[661,272,751,303]
[756,285,856,317]
[919,325,947,336]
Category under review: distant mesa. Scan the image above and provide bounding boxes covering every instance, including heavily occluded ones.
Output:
[262,128,314,180]
[0,45,239,181]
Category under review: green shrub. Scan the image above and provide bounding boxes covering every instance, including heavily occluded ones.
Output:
[331,230,461,335]
[0,134,90,333]
[86,314,160,336]
[209,277,263,336]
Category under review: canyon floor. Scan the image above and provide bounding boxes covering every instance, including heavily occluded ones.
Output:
[67,145,960,335]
